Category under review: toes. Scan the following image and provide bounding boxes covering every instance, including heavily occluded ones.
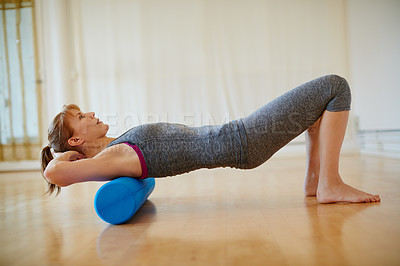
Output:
[370,196,376,202]
[368,195,381,203]
[370,197,376,203]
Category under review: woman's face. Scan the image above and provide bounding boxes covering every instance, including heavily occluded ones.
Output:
[67,109,109,145]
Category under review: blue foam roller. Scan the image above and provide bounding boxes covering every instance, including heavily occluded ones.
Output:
[94,177,155,225]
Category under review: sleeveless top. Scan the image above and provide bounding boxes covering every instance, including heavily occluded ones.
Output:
[107,121,248,178]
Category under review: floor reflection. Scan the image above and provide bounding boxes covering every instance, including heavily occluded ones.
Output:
[44,225,64,264]
[97,200,157,264]
[305,199,381,264]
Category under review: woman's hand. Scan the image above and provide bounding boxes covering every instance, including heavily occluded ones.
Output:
[44,150,86,186]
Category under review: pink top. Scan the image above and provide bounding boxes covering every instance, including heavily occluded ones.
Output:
[123,142,148,179]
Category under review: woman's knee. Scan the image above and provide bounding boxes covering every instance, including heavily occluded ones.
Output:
[326,74,352,111]
[329,74,351,96]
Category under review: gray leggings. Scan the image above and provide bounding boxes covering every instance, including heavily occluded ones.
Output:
[109,74,351,177]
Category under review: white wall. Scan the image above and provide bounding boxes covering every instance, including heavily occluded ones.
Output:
[37,0,352,150]
[346,0,400,158]
[347,0,400,131]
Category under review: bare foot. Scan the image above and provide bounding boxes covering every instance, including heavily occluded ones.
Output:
[304,172,319,197]
[317,177,381,204]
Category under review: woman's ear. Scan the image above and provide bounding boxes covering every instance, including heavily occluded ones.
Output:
[68,137,84,147]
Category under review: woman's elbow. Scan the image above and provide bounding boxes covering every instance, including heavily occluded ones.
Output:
[44,164,71,187]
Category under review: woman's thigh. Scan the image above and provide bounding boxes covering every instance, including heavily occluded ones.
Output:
[241,75,349,169]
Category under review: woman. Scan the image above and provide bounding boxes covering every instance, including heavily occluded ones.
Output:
[41,75,381,203]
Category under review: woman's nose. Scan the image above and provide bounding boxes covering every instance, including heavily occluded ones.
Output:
[89,112,95,118]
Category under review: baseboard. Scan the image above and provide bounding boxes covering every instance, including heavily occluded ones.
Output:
[0,160,41,172]
[276,129,400,160]
[358,129,400,159]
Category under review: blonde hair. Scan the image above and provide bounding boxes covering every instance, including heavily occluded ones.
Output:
[40,104,80,196]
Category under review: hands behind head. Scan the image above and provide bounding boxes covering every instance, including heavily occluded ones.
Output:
[52,150,86,161]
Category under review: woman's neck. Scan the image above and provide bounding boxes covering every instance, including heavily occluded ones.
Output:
[81,137,116,158]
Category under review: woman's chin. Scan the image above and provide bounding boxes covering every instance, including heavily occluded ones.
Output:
[103,123,109,132]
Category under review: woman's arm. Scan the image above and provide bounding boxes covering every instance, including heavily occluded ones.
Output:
[44,144,142,187]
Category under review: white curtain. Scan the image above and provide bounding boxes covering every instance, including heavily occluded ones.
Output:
[40,0,350,140]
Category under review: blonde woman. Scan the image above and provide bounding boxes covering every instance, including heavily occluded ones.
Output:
[41,75,380,203]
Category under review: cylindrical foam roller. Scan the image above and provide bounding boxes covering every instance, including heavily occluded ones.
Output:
[94,177,155,225]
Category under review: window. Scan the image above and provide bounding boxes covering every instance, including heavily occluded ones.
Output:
[0,0,41,161]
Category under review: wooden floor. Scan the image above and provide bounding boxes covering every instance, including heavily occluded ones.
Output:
[0,155,399,266]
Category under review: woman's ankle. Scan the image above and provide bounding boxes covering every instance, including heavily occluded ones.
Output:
[318,173,344,188]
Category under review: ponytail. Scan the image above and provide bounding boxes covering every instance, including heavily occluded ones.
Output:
[41,146,61,196]
[41,104,80,196]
